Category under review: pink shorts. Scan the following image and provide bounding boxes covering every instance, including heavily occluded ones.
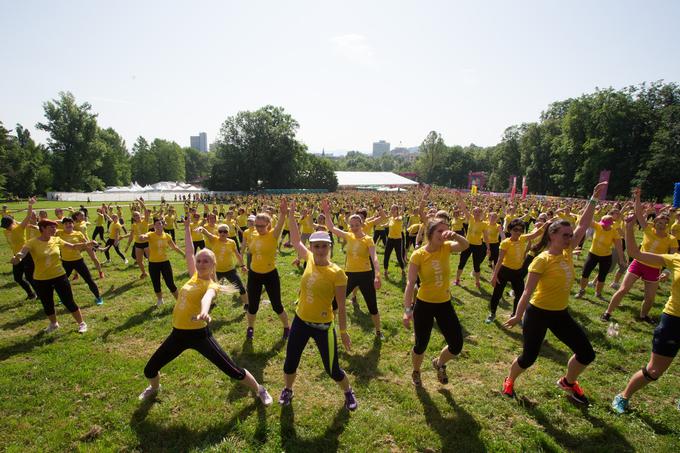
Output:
[628,259,661,282]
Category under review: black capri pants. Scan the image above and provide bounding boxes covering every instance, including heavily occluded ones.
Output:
[149,260,177,294]
[164,229,176,242]
[33,275,79,316]
[488,242,500,266]
[104,238,126,261]
[92,226,105,241]
[581,252,612,283]
[489,265,524,316]
[345,271,378,315]
[192,240,206,253]
[62,259,100,298]
[144,327,246,380]
[283,315,345,381]
[13,254,36,298]
[217,269,246,295]
[247,269,284,314]
[517,304,596,369]
[458,243,486,272]
[384,237,405,270]
[413,298,464,356]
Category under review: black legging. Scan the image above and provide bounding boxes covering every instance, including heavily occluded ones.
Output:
[62,259,100,298]
[517,304,596,369]
[144,327,246,380]
[103,238,126,261]
[458,243,486,272]
[283,315,345,381]
[92,226,105,242]
[413,299,464,355]
[373,229,387,247]
[581,252,613,283]
[247,269,284,314]
[149,261,177,294]
[384,237,405,270]
[192,240,206,254]
[216,269,246,295]
[488,242,500,267]
[489,266,524,316]
[164,229,176,242]
[345,271,378,315]
[33,275,79,316]
[13,254,36,298]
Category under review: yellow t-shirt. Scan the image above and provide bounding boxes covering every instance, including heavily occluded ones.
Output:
[407,223,421,236]
[237,214,248,229]
[25,236,67,280]
[589,222,619,257]
[410,241,457,303]
[249,231,277,273]
[345,232,375,272]
[529,249,574,311]
[500,236,530,270]
[5,224,26,254]
[208,237,237,272]
[451,216,465,232]
[147,232,172,263]
[132,220,149,244]
[108,222,121,240]
[56,230,87,262]
[388,216,404,239]
[466,217,486,246]
[226,219,238,239]
[640,224,677,269]
[670,221,680,244]
[486,222,502,244]
[95,213,104,227]
[362,219,376,235]
[172,273,221,329]
[661,253,680,317]
[297,251,348,323]
[189,221,204,241]
[243,227,255,249]
[74,220,88,236]
[407,213,421,229]
[164,214,176,230]
[300,215,315,234]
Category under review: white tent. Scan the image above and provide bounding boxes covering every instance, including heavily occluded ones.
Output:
[335,171,418,188]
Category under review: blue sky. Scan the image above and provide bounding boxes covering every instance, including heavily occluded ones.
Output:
[2,0,678,154]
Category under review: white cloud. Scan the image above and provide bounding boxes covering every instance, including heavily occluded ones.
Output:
[330,34,375,64]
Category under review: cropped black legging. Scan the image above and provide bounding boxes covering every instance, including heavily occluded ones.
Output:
[413,299,464,356]
[488,242,500,266]
[144,327,246,380]
[149,260,177,294]
[283,315,345,381]
[247,269,284,314]
[345,271,378,315]
[104,238,126,261]
[517,304,596,369]
[458,243,486,272]
[92,226,105,242]
[581,252,612,283]
[384,237,405,270]
[33,275,79,316]
[489,266,524,315]
[62,259,100,298]
[13,254,36,298]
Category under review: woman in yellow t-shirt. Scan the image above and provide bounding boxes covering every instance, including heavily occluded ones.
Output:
[101,213,128,264]
[57,217,103,306]
[2,197,37,299]
[575,216,625,300]
[11,218,96,333]
[138,218,273,406]
[603,188,678,323]
[139,218,184,307]
[403,218,469,386]
[163,206,178,242]
[321,200,383,337]
[611,216,680,414]
[455,203,490,290]
[501,182,606,404]
[125,201,151,279]
[485,212,503,270]
[383,204,406,279]
[278,200,356,410]
[245,199,290,341]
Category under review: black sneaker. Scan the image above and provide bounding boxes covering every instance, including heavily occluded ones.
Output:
[637,315,656,325]
[432,358,448,384]
[344,389,358,411]
[278,387,293,406]
[600,312,611,322]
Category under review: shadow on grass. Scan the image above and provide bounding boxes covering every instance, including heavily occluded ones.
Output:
[568,309,625,352]
[101,306,156,341]
[100,280,141,299]
[227,337,286,400]
[279,404,349,453]
[0,298,34,314]
[0,307,45,330]
[496,326,570,365]
[0,330,57,361]
[342,335,382,385]
[130,396,265,452]
[525,402,635,452]
[348,300,376,334]
[414,386,485,452]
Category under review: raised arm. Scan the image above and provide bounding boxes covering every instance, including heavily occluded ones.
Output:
[624,215,665,267]
[321,199,348,239]
[184,219,197,276]
[271,198,287,238]
[632,188,646,228]
[287,199,308,257]
[19,197,36,228]
[571,182,607,249]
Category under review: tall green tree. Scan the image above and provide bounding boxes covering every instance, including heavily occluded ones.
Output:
[93,127,131,186]
[151,139,185,182]
[131,136,158,185]
[0,123,52,196]
[416,131,448,185]
[184,147,213,183]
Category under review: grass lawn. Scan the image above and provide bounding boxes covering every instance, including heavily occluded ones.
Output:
[1,201,678,452]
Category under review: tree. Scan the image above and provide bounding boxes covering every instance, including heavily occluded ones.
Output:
[93,127,131,187]
[416,131,448,184]
[130,136,158,185]
[0,123,52,196]
[184,147,213,183]
[488,126,524,191]
[36,91,103,191]
[296,153,338,191]
[151,139,185,182]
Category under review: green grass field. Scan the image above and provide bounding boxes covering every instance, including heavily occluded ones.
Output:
[1,201,678,452]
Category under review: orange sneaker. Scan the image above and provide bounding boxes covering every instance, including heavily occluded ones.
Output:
[502,377,515,397]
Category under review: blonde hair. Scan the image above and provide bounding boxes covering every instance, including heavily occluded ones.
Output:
[255,213,272,227]
[195,248,237,296]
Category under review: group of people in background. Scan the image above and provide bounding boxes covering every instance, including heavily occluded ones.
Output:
[3,181,679,416]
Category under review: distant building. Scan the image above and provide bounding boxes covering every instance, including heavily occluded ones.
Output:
[190,132,208,152]
[391,146,409,156]
[372,140,390,157]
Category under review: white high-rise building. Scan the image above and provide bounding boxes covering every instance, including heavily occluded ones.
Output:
[372,140,390,157]
[190,132,208,152]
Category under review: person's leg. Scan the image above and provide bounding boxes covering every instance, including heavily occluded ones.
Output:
[412,300,435,372]
[549,310,596,383]
[13,261,35,298]
[264,270,289,329]
[34,279,58,325]
[489,266,509,316]
[595,255,612,297]
[511,305,549,382]
[456,247,473,282]
[509,269,525,316]
[74,259,100,298]
[433,302,463,366]
[246,270,263,329]
[621,353,674,400]
[579,253,598,292]
[472,244,486,286]
[135,246,147,277]
[149,262,163,302]
[282,316,312,390]
[640,280,659,318]
[358,272,381,333]
[53,275,83,325]
[383,239,395,274]
[605,271,639,315]
[160,261,178,299]
[143,329,187,387]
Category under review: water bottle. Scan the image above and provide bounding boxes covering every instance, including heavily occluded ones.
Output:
[607,322,616,337]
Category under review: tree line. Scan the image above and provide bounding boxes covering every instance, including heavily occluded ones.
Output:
[1,82,678,198]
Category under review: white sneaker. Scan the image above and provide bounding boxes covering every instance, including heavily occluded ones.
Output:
[609,282,621,290]
[258,385,273,406]
[124,258,129,265]
[78,322,88,333]
[156,299,164,307]
[44,322,60,333]
[138,385,159,401]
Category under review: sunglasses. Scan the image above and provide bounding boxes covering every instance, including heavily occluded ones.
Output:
[218,230,228,234]
[254,224,268,228]
[311,243,330,248]
[511,228,524,232]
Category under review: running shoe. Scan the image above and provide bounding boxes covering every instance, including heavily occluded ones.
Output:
[99,271,105,279]
[26,293,37,301]
[282,327,290,341]
[375,330,385,340]
[95,297,104,306]
[72,274,79,281]
[611,394,629,414]
[432,357,448,384]
[78,322,88,334]
[453,280,461,286]
[278,387,293,406]
[556,377,589,405]
[156,299,164,307]
[246,327,254,340]
[257,385,273,406]
[575,289,586,299]
[138,385,160,401]
[502,377,515,397]
[344,389,358,411]
[600,312,611,322]
[637,315,656,325]
[44,322,60,333]
[485,313,496,324]
[411,370,422,387]
[609,282,621,290]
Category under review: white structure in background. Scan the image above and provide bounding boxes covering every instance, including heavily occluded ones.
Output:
[48,181,206,202]
[335,171,418,190]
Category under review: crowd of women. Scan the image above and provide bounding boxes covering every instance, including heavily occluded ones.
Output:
[2,182,679,416]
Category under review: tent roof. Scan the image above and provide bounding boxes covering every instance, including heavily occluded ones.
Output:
[335,171,418,187]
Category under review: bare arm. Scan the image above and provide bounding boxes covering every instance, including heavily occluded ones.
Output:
[504,272,540,327]
[287,200,308,257]
[185,219,197,276]
[402,262,419,329]
[336,285,351,351]
[19,197,36,228]
[271,198,286,238]
[571,182,607,249]
[322,199,348,239]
